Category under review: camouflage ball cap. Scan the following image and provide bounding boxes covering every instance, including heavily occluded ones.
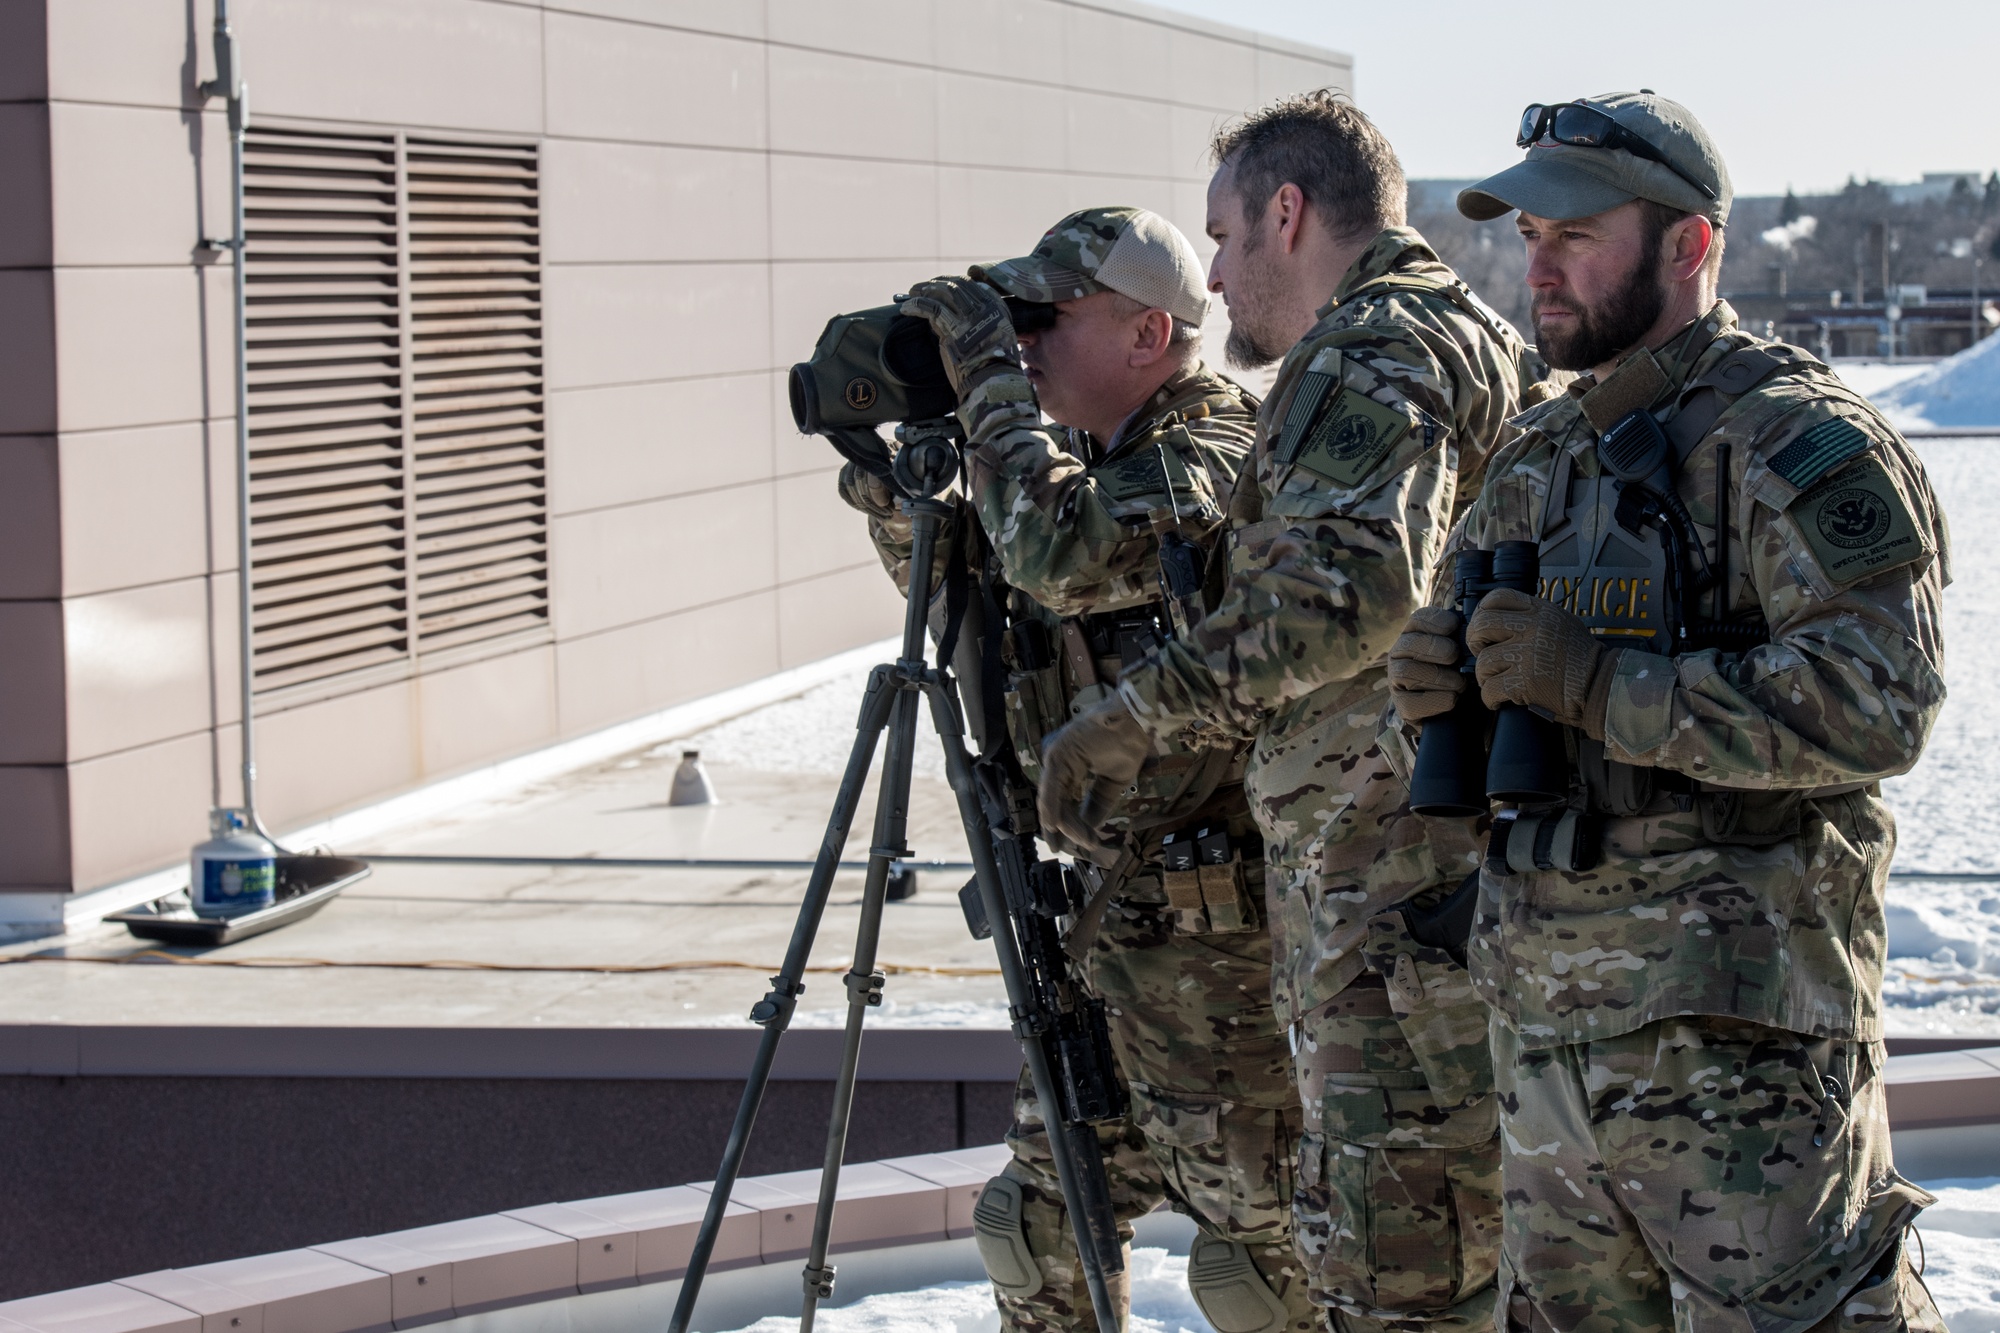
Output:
[1458,91,1732,225]
[972,206,1211,326]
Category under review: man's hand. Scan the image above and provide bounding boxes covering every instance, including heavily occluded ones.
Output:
[1037,694,1154,853]
[1464,588,1612,736]
[1387,607,1467,724]
[836,460,898,520]
[900,277,1020,394]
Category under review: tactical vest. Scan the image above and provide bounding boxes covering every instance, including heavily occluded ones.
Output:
[997,379,1265,927]
[1495,339,1831,867]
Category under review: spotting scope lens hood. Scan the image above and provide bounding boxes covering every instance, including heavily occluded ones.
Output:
[792,305,957,439]
[787,361,822,435]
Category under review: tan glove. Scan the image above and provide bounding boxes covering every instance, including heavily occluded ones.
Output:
[899,277,1019,395]
[836,460,899,520]
[1036,693,1154,854]
[1387,607,1468,724]
[1464,587,1614,737]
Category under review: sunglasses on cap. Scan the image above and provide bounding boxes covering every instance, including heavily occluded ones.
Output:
[1517,102,1718,203]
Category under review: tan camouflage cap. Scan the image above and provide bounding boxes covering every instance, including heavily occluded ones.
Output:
[1458,92,1732,226]
[971,206,1211,326]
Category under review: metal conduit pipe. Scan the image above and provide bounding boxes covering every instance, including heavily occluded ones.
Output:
[199,0,283,849]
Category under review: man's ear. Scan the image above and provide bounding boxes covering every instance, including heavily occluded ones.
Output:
[1273,182,1307,255]
[1129,308,1173,367]
[1667,214,1714,282]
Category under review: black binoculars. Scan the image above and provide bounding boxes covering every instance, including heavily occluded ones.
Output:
[1408,540,1569,816]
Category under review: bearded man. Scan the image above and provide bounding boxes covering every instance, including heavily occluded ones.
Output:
[1387,92,1950,1331]
[1039,91,1549,1330]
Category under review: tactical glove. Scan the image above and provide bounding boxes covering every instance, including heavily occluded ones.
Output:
[1464,587,1615,738]
[836,460,898,520]
[1387,607,1468,724]
[1037,693,1154,854]
[900,277,1020,395]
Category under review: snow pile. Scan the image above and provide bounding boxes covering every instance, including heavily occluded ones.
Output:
[1874,333,2000,429]
[712,1218,2000,1332]
[718,1247,1206,1333]
[1834,360,1934,399]
[1881,878,2000,1036]
[1910,1177,2000,1332]
[1882,428,2000,853]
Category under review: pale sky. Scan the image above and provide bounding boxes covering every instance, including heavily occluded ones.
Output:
[1147,0,2000,198]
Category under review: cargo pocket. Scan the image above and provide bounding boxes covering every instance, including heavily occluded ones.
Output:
[1295,1086,1499,1316]
[1129,1082,1221,1150]
[1746,1174,1935,1329]
[1132,1085,1293,1243]
[1361,909,1495,1108]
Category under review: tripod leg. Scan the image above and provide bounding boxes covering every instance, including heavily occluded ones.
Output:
[665,667,899,1333]
[797,675,923,1328]
[920,677,1127,1333]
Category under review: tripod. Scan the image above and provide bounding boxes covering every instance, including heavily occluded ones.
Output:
[666,421,1125,1333]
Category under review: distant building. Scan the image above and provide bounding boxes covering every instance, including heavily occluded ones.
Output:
[1728,289,1997,358]
[1885,173,1987,206]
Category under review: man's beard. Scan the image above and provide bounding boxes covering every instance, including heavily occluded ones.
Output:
[1222,228,1291,369]
[1534,244,1669,372]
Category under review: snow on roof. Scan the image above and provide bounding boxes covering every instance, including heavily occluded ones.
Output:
[1875,332,2000,429]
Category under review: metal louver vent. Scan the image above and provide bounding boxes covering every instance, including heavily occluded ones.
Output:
[404,138,549,653]
[242,128,547,694]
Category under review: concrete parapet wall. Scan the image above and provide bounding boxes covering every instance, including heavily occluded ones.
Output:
[6,1043,2000,1330]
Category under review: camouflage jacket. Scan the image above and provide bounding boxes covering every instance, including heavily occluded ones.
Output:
[841,361,1261,854]
[1452,302,1950,1047]
[1113,227,1537,1023]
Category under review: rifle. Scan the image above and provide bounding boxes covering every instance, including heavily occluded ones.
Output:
[945,520,1130,1313]
[957,758,1128,1287]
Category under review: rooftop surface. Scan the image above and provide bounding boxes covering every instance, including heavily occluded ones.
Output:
[5,430,2000,1043]
[0,665,1012,1035]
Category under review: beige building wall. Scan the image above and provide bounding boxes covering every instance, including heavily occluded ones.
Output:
[0,0,1351,912]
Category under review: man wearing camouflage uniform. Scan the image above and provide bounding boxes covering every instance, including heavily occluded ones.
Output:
[839,206,1316,1332]
[1040,94,1541,1330]
[1386,93,1950,1331]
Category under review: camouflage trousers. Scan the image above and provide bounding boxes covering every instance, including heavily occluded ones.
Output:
[1493,1016,1946,1332]
[986,866,1318,1333]
[1292,972,1501,1333]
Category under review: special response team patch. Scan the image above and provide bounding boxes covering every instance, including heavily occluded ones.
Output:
[1789,454,1922,587]
[1287,388,1411,488]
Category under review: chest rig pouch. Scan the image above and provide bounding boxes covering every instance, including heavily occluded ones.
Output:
[1515,340,1823,850]
[998,426,1240,841]
[1537,446,1679,818]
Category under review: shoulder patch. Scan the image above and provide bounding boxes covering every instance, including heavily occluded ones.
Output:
[1788,455,1922,587]
[1289,387,1412,488]
[1093,440,1196,505]
[1767,416,1869,489]
[1273,368,1336,461]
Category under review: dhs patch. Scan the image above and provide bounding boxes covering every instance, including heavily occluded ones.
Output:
[1290,388,1411,488]
[1790,455,1922,587]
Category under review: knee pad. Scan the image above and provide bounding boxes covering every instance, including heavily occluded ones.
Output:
[972,1175,1043,1299]
[1187,1234,1289,1333]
